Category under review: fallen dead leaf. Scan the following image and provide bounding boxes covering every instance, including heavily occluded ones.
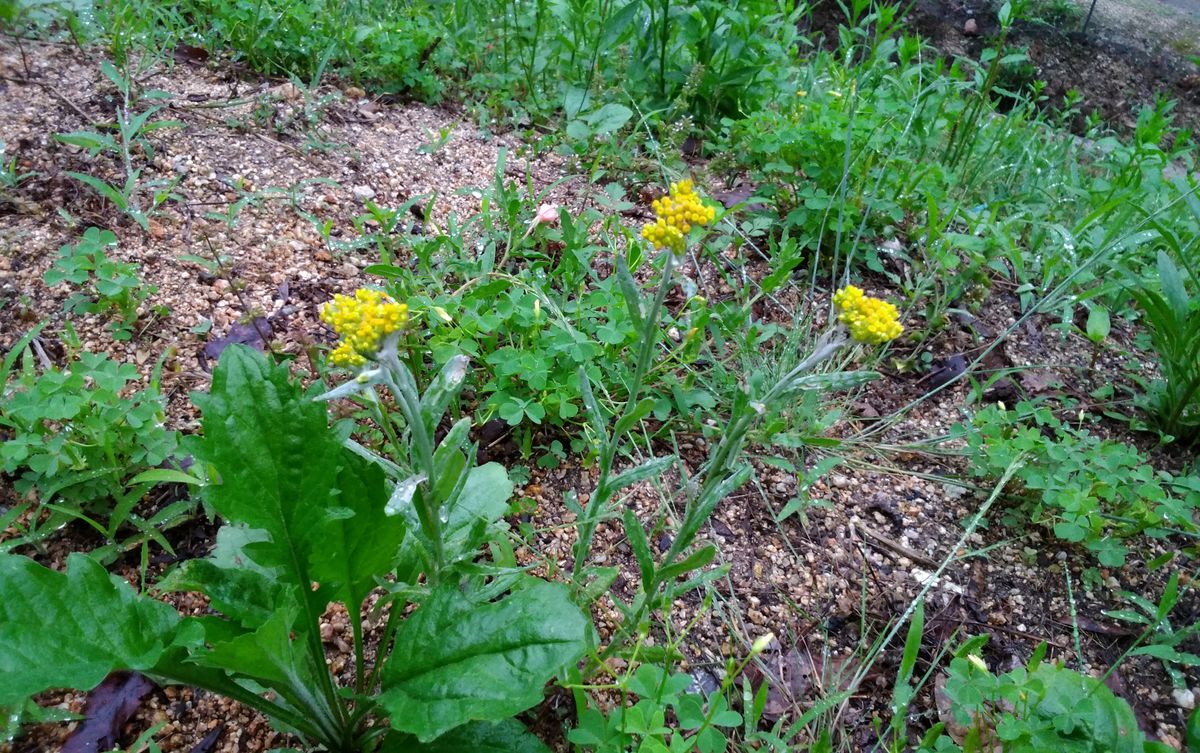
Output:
[62,671,156,753]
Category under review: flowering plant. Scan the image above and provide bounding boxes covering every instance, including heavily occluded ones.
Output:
[570,178,903,660]
[0,296,588,752]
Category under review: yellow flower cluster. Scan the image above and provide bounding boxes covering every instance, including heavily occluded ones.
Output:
[832,285,903,344]
[319,288,409,367]
[641,179,716,252]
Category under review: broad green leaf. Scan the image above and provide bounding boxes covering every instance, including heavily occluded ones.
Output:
[1158,251,1189,317]
[420,356,470,435]
[443,463,512,558]
[599,0,641,48]
[1026,663,1148,753]
[379,579,587,741]
[189,594,330,719]
[583,103,633,135]
[1085,306,1110,342]
[158,558,285,630]
[309,451,405,607]
[403,720,552,753]
[0,554,179,705]
[190,345,339,592]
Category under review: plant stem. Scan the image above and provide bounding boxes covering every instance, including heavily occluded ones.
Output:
[658,0,670,99]
[350,604,367,695]
[572,250,677,583]
[381,351,447,576]
[594,331,849,667]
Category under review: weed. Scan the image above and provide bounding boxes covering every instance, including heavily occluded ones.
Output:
[43,228,155,341]
[924,638,1173,753]
[53,61,182,231]
[0,330,181,547]
[964,401,1200,566]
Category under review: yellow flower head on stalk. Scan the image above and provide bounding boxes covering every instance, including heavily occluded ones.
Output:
[641,178,717,252]
[832,285,903,344]
[320,288,409,367]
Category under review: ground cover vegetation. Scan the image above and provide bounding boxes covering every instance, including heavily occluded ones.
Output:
[0,0,1199,750]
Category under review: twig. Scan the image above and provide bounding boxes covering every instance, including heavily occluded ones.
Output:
[30,337,53,370]
[853,522,939,568]
[0,75,93,124]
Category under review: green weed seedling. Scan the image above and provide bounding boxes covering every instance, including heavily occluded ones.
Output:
[1126,180,1200,445]
[44,227,155,341]
[53,59,182,231]
[569,658,746,753]
[923,638,1174,753]
[1104,571,1200,693]
[0,333,181,550]
[965,402,1200,566]
[0,140,35,202]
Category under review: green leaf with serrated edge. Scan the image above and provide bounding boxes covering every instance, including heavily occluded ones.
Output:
[0,554,179,705]
[158,558,285,630]
[190,345,338,597]
[392,719,552,753]
[189,593,328,719]
[309,451,405,608]
[379,579,587,741]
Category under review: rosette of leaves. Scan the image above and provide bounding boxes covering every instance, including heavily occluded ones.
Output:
[0,346,587,752]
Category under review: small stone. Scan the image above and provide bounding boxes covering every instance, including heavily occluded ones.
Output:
[831,475,850,489]
[274,82,303,101]
[352,185,376,201]
[964,18,978,35]
[1173,687,1195,710]
[941,482,968,500]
